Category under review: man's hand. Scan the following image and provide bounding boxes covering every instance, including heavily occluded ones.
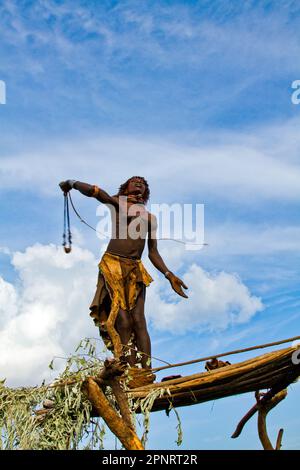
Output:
[167,273,188,298]
[59,180,72,194]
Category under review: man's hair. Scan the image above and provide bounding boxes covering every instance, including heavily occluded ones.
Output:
[117,176,150,204]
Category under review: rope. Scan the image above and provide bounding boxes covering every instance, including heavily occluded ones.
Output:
[84,335,300,377]
[62,193,72,253]
[68,192,101,234]
[158,238,208,246]
[149,335,300,374]
[67,192,208,247]
[61,195,300,377]
[25,335,300,391]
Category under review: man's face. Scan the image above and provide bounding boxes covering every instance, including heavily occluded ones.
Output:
[126,177,146,197]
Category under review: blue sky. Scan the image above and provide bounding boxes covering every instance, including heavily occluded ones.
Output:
[0,0,300,450]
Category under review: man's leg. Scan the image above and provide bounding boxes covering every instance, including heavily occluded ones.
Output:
[131,285,151,369]
[115,308,136,366]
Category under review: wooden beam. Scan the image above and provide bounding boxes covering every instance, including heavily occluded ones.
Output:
[83,377,144,450]
[128,348,300,413]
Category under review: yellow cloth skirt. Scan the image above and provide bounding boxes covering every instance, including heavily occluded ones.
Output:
[89,251,153,351]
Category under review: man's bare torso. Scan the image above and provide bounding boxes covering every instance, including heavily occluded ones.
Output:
[106,196,154,259]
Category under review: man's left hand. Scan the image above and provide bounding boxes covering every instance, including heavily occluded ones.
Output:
[167,273,188,298]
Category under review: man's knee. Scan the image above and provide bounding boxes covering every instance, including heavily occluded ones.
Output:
[116,310,132,331]
[132,314,148,334]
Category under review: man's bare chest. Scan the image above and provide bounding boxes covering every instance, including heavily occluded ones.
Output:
[118,202,151,225]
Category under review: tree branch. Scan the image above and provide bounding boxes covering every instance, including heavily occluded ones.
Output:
[257,389,287,450]
[82,377,143,450]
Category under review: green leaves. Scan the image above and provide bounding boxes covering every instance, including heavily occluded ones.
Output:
[0,337,185,450]
[0,337,107,450]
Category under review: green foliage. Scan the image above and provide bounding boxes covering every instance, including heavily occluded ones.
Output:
[0,338,106,450]
[0,338,184,450]
[171,406,183,446]
[132,387,172,448]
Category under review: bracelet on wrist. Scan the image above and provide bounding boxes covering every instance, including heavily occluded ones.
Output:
[68,179,77,189]
[164,271,172,278]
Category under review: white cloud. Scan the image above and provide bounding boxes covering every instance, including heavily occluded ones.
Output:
[0,277,18,329]
[0,242,262,386]
[145,261,263,334]
[0,243,98,387]
[3,0,299,73]
[2,117,300,204]
[0,246,11,255]
[1,0,299,121]
[205,222,300,256]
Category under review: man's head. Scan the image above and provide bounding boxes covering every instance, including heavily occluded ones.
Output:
[117,176,150,204]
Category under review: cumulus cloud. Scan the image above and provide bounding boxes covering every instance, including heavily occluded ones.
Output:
[0,242,262,386]
[0,243,99,387]
[146,263,263,334]
[0,277,18,329]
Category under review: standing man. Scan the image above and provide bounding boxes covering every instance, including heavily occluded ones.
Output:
[59,176,188,374]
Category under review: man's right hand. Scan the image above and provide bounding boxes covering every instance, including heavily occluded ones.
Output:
[59,180,72,193]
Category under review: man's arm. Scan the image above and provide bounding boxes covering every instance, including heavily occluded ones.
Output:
[148,214,188,298]
[59,180,119,207]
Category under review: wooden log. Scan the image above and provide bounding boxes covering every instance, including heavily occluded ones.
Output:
[131,347,293,394]
[80,345,300,449]
[128,347,300,413]
[82,377,143,450]
[110,378,134,430]
[86,347,300,416]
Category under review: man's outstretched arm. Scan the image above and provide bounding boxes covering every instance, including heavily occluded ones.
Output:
[59,180,119,207]
[148,214,188,298]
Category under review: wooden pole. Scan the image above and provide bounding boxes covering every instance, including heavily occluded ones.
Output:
[83,377,144,450]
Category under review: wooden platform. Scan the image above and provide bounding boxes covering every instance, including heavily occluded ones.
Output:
[128,346,300,412]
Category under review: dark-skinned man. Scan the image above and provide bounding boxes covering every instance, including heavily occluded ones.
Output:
[59,176,188,384]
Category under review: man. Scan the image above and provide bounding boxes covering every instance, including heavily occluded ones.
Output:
[59,176,188,373]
